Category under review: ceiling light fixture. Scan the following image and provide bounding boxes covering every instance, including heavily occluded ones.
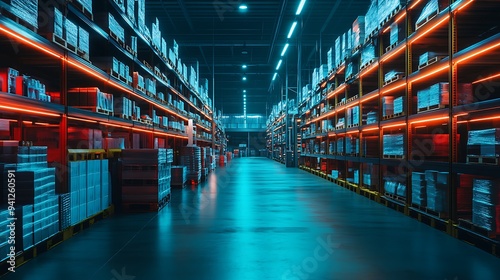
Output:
[276,59,283,70]
[239,4,248,10]
[243,76,247,81]
[243,90,247,93]
[287,22,297,39]
[272,73,278,81]
[242,64,247,69]
[281,43,289,56]
[296,0,307,15]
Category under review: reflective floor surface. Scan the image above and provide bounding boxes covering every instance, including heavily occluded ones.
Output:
[3,157,500,279]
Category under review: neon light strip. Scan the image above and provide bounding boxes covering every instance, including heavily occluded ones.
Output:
[381,45,405,62]
[409,15,449,44]
[360,62,379,77]
[327,84,347,99]
[382,82,406,95]
[456,42,500,64]
[409,0,422,10]
[410,116,448,125]
[456,0,474,12]
[410,65,448,83]
[361,92,380,103]
[67,116,98,123]
[469,115,500,123]
[362,127,379,132]
[472,72,500,85]
[0,105,60,117]
[383,122,406,129]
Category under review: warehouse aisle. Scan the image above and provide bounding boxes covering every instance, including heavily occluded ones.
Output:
[4,158,500,280]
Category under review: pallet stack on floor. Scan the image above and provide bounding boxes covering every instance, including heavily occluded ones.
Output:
[180,146,202,185]
[0,141,59,261]
[120,149,172,211]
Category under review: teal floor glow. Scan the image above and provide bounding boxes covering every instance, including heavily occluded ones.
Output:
[3,157,500,280]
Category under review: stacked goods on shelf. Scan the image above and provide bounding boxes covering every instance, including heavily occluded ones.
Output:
[365,0,378,37]
[352,16,365,49]
[68,128,103,149]
[467,128,500,162]
[145,77,156,96]
[361,44,376,67]
[67,87,114,115]
[171,166,187,188]
[419,52,446,68]
[78,27,90,57]
[336,118,345,130]
[331,170,339,179]
[345,136,360,155]
[472,178,500,234]
[0,143,59,256]
[114,96,133,118]
[389,22,399,46]
[65,17,78,49]
[393,96,403,114]
[327,48,334,73]
[384,70,404,84]
[120,149,172,210]
[426,171,449,213]
[416,0,439,29]
[378,0,402,24]
[68,159,110,225]
[4,0,38,29]
[363,164,379,189]
[0,68,19,94]
[180,146,202,184]
[75,0,93,14]
[106,13,125,44]
[336,138,344,154]
[346,106,360,126]
[383,134,404,157]
[366,111,378,124]
[318,64,328,82]
[384,177,406,197]
[335,36,342,67]
[345,63,354,79]
[133,72,145,92]
[382,96,394,117]
[412,172,426,206]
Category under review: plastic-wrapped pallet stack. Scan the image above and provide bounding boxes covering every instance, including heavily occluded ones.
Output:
[171,166,187,188]
[120,149,171,211]
[467,128,500,158]
[382,96,394,117]
[364,0,379,37]
[336,138,344,155]
[0,142,59,259]
[428,83,449,107]
[416,0,439,29]
[361,44,376,66]
[426,171,448,213]
[412,172,426,206]
[180,146,202,184]
[8,0,38,29]
[352,16,365,49]
[383,134,404,157]
[472,178,500,234]
[366,111,378,124]
[393,96,403,114]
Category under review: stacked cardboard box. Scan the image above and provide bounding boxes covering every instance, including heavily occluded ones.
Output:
[327,48,334,72]
[67,87,114,113]
[467,128,500,157]
[361,44,376,66]
[412,172,426,206]
[365,0,379,37]
[78,27,90,56]
[8,0,38,29]
[114,96,133,118]
[15,75,51,102]
[121,149,172,208]
[378,0,402,24]
[145,77,156,95]
[390,22,399,46]
[352,16,365,49]
[336,138,344,154]
[393,96,403,114]
[366,111,378,124]
[382,96,394,117]
[126,0,134,21]
[426,171,448,213]
[416,0,439,28]
[472,178,500,233]
[346,136,360,155]
[383,134,404,156]
[335,36,342,67]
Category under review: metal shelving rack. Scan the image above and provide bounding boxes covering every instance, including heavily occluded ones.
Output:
[298,0,500,255]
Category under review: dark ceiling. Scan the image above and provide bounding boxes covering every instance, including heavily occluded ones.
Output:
[145,0,371,115]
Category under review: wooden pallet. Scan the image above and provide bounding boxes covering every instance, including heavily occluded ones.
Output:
[346,95,359,103]
[458,219,498,239]
[382,112,404,120]
[139,118,153,126]
[416,10,439,30]
[411,203,448,219]
[383,154,405,159]
[347,123,360,128]
[125,45,137,57]
[77,48,90,61]
[109,31,125,48]
[466,155,499,165]
[383,74,404,86]
[50,33,66,49]
[66,41,78,55]
[135,85,146,94]
[0,8,38,33]
[143,60,154,71]
[69,0,93,20]
[418,56,446,70]
[417,103,445,113]
[385,42,398,53]
[352,44,362,54]
[118,75,128,84]
[360,59,376,71]
[110,69,121,81]
[115,113,132,120]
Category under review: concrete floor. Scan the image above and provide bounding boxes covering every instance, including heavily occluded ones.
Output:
[3,157,500,280]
